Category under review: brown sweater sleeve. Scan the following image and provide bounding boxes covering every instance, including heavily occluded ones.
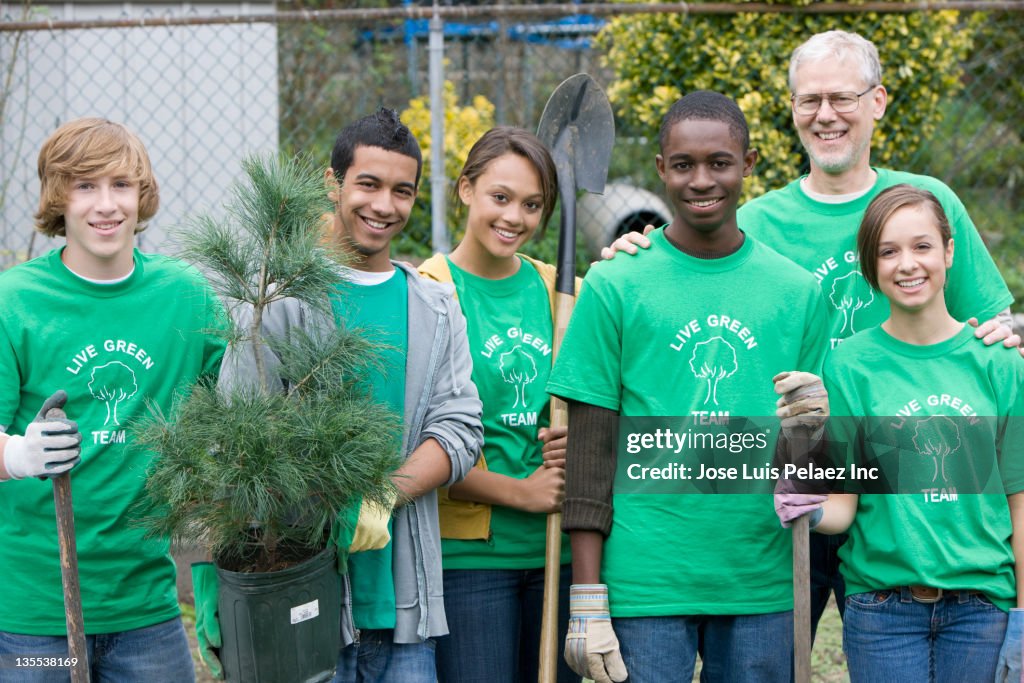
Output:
[561,400,618,536]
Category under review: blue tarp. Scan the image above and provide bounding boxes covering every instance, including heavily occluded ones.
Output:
[358,14,604,51]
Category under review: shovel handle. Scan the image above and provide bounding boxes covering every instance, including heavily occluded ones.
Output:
[539,291,576,682]
[538,396,566,683]
[47,406,89,683]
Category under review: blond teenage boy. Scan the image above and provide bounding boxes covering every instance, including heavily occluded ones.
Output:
[0,118,225,681]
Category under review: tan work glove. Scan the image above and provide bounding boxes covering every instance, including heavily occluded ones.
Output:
[565,584,628,683]
[773,371,829,438]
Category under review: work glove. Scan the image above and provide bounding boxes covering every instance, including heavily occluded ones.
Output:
[774,477,827,529]
[3,391,82,480]
[191,563,224,680]
[774,372,829,437]
[348,490,396,553]
[565,584,628,683]
[331,491,397,573]
[995,608,1024,683]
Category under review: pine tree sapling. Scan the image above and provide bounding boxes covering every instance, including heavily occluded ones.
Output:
[134,155,402,573]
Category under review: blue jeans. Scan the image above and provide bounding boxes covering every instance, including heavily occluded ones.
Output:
[435,565,576,683]
[809,532,847,640]
[613,611,793,683]
[843,588,1007,683]
[0,618,194,683]
[332,629,436,683]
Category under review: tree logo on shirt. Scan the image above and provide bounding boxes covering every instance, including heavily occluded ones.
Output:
[689,337,737,406]
[500,345,538,409]
[88,361,138,426]
[911,415,962,483]
[829,271,874,336]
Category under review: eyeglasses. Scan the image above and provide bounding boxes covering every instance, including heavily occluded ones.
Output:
[790,86,877,115]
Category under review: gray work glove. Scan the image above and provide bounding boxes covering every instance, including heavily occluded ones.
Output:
[3,391,82,480]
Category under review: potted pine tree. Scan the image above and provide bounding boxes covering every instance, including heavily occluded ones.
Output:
[134,155,401,682]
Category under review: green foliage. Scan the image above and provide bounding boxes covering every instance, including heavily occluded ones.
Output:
[598,2,974,200]
[917,97,1024,304]
[138,155,402,573]
[945,10,1024,304]
[176,155,338,320]
[963,11,1023,129]
[277,0,401,162]
[981,195,1024,307]
[136,376,400,573]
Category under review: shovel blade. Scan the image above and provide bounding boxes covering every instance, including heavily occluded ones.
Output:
[536,73,615,196]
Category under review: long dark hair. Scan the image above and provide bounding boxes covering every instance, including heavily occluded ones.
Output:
[453,126,558,232]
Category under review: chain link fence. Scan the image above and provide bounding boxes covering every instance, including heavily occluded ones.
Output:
[2,1,1022,298]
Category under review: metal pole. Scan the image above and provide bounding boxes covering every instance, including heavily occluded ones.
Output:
[404,0,418,98]
[428,3,449,254]
[495,17,507,125]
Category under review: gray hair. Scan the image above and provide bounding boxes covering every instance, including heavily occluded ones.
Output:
[788,30,882,93]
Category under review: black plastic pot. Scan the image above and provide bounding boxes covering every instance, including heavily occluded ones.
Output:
[217,546,341,683]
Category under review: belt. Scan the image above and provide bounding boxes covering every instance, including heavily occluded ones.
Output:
[902,585,984,604]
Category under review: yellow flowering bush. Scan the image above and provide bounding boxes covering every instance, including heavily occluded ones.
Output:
[399,82,495,255]
[599,2,973,200]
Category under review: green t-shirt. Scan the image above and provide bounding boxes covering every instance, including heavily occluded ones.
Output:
[441,257,570,570]
[825,325,1024,611]
[739,168,1012,349]
[546,231,830,616]
[330,269,408,630]
[0,248,226,635]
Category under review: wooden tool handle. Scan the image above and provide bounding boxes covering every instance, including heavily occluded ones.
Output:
[539,397,568,683]
[47,406,89,683]
[792,514,811,683]
[539,292,575,683]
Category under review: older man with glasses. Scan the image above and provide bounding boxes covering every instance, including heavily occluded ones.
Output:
[739,30,1014,348]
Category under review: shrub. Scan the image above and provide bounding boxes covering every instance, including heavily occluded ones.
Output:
[597,2,974,200]
[135,155,401,573]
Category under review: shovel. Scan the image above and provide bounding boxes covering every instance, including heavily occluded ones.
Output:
[44,396,89,683]
[535,73,615,683]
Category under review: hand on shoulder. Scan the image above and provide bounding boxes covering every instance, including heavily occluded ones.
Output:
[597,224,656,262]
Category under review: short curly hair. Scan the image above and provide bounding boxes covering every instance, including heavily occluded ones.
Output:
[330,107,422,188]
[35,118,159,237]
[659,90,749,153]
